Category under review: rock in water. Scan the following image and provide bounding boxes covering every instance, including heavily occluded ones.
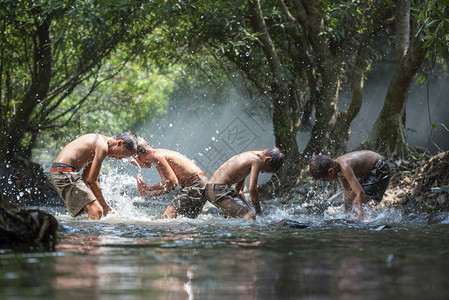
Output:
[374,224,392,231]
[278,219,309,229]
[0,200,58,250]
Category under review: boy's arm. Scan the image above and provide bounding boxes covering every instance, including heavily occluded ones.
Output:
[83,149,112,215]
[235,178,250,207]
[340,164,368,219]
[248,161,263,216]
[137,156,178,198]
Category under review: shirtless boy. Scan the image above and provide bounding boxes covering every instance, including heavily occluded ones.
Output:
[309,150,391,219]
[132,137,208,219]
[205,148,284,219]
[50,132,138,220]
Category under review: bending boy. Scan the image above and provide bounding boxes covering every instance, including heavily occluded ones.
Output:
[50,132,139,220]
[309,150,391,219]
[132,138,208,219]
[205,148,284,219]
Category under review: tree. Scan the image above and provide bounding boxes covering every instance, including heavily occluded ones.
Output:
[153,0,395,189]
[415,0,449,59]
[32,59,174,162]
[360,0,427,157]
[0,0,163,165]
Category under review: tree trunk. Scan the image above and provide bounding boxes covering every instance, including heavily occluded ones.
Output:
[328,14,385,156]
[361,2,426,158]
[1,17,52,163]
[301,61,342,157]
[247,0,301,163]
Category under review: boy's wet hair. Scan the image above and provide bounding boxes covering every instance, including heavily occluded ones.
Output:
[309,155,335,179]
[261,148,285,172]
[136,136,151,154]
[112,131,138,152]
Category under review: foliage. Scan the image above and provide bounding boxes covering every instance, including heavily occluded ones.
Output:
[414,0,449,58]
[2,0,448,187]
[321,0,367,41]
[0,0,167,163]
[33,59,174,163]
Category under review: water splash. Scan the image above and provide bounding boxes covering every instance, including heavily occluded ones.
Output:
[129,157,142,175]
[50,168,404,228]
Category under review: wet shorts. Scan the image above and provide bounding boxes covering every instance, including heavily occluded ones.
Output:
[170,174,208,219]
[50,163,97,217]
[205,183,251,218]
[360,158,391,202]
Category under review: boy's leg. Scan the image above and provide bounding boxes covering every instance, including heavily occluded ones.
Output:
[51,171,98,218]
[169,178,208,219]
[161,205,178,219]
[84,200,104,220]
[242,210,255,220]
[206,183,251,218]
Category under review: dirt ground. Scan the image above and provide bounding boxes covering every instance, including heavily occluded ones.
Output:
[387,150,449,214]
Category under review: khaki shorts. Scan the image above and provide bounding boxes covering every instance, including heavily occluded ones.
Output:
[205,183,251,218]
[170,175,208,219]
[50,171,97,217]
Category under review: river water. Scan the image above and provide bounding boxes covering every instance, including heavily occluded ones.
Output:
[1,173,449,299]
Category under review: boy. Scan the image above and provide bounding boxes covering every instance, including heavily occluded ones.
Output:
[50,132,138,220]
[205,148,284,219]
[309,150,391,219]
[132,137,208,219]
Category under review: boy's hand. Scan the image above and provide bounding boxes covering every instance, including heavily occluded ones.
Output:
[137,174,144,182]
[353,193,369,220]
[137,174,150,196]
[103,205,114,216]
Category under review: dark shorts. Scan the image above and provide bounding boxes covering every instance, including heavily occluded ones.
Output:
[170,175,208,219]
[360,159,391,202]
[205,183,251,218]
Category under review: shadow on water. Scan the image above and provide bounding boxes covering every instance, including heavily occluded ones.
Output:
[1,172,449,299]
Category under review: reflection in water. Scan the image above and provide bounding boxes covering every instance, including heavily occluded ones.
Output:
[1,215,449,299]
[55,234,101,292]
[34,219,447,299]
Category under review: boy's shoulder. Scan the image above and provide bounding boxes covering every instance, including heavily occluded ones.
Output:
[338,151,382,176]
[152,149,190,163]
[229,151,261,163]
[338,150,379,160]
[74,134,109,152]
[73,133,106,143]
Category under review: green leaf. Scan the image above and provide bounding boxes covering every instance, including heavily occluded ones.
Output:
[431,186,449,194]
[426,19,440,28]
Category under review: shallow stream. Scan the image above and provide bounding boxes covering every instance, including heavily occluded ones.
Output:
[1,173,449,299]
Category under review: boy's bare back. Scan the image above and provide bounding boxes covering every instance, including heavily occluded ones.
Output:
[209,151,261,185]
[336,150,382,179]
[54,133,108,171]
[151,148,203,183]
